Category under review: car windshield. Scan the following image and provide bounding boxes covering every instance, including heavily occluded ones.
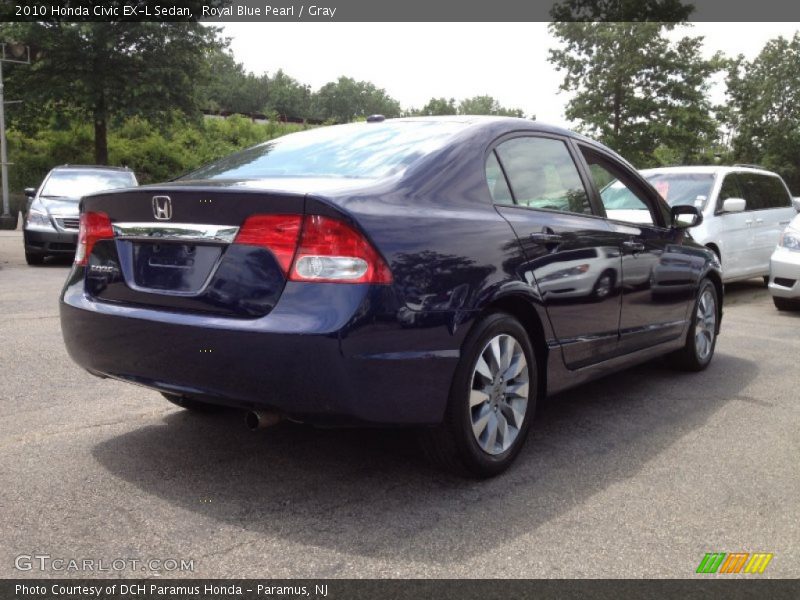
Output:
[41,169,136,198]
[643,172,715,209]
[183,121,468,181]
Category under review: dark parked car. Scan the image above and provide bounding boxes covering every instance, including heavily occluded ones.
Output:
[23,165,137,265]
[60,117,722,477]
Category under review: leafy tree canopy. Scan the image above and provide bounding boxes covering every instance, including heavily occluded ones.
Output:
[725,33,800,192]
[549,19,721,166]
[458,95,525,118]
[1,18,224,164]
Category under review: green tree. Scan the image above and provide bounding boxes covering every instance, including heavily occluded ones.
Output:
[550,0,694,22]
[548,10,721,166]
[312,76,401,123]
[725,33,800,193]
[420,97,457,116]
[2,19,224,164]
[199,48,268,114]
[265,69,312,120]
[458,95,525,117]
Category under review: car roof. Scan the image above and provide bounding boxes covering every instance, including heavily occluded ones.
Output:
[640,165,783,178]
[387,116,624,166]
[51,164,134,172]
[394,114,581,138]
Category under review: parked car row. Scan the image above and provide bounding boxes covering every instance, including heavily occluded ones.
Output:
[640,165,800,310]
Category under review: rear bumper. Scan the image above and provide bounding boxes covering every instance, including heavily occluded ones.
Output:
[60,274,465,425]
[24,228,78,255]
[768,247,800,299]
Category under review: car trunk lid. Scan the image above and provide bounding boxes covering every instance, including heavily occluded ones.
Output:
[80,187,306,318]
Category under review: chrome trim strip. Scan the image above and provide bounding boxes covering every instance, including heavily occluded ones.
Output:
[112,222,239,244]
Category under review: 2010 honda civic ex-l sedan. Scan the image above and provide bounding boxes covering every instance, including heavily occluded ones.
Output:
[60,116,723,477]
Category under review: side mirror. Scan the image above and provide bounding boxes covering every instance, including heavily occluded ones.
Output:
[793,197,800,212]
[24,187,36,198]
[722,197,746,213]
[671,205,703,229]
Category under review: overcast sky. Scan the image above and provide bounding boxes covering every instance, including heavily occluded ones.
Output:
[220,22,799,127]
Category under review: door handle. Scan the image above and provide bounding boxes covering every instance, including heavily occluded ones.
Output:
[755,218,764,224]
[745,219,753,225]
[530,232,563,244]
[622,240,645,253]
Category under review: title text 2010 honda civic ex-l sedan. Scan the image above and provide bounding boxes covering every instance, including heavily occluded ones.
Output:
[60,117,723,477]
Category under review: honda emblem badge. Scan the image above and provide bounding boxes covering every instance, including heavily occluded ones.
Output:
[152,196,172,221]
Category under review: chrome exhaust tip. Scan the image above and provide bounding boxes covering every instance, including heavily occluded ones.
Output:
[245,410,282,431]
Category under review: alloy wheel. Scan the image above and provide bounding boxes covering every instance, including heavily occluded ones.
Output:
[694,288,716,361]
[469,334,529,455]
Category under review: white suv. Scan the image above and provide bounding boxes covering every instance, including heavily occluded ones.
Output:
[640,166,798,282]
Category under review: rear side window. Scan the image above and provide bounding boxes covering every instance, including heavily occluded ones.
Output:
[485,152,513,205]
[494,137,591,214]
[737,173,792,210]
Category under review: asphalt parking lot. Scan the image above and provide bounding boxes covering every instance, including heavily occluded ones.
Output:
[1,229,798,579]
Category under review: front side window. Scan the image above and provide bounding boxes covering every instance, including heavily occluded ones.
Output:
[736,173,768,210]
[717,173,743,212]
[581,150,656,226]
[494,137,591,214]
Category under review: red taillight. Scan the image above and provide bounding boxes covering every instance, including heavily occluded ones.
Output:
[235,214,303,275]
[75,211,114,266]
[290,214,392,284]
[233,213,392,284]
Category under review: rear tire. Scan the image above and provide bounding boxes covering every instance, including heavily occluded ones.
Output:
[420,312,537,478]
[773,296,799,311]
[161,392,223,412]
[763,275,770,287]
[25,252,44,266]
[668,279,718,372]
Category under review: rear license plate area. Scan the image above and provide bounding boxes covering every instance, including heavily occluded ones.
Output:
[132,242,222,293]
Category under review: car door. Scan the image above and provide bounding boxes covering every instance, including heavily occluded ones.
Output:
[712,172,752,279]
[577,145,694,354]
[738,172,796,274]
[487,134,623,369]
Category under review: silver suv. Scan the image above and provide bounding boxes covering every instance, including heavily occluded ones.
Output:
[23,165,137,265]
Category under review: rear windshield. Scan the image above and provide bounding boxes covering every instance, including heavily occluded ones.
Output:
[184,121,467,181]
[643,172,715,209]
[41,169,136,198]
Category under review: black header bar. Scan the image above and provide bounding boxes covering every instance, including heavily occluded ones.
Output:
[2,0,800,22]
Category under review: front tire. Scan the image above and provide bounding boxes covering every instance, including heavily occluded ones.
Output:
[668,279,718,371]
[420,312,537,478]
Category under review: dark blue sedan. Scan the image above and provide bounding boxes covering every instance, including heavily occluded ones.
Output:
[60,117,722,477]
